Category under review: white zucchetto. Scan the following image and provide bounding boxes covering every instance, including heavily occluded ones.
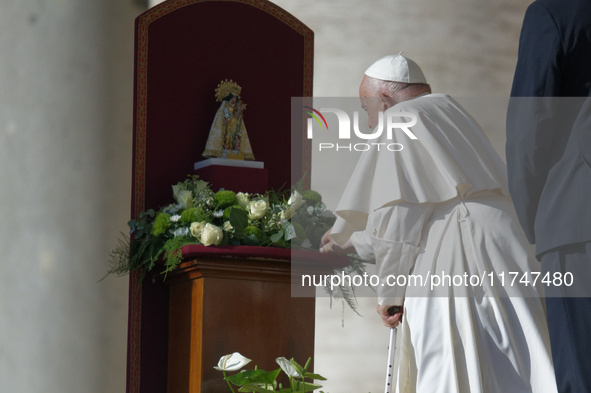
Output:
[364,54,427,84]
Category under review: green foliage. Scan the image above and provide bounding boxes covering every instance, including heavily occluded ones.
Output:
[128,208,155,238]
[244,226,265,241]
[291,222,307,245]
[161,235,196,274]
[323,255,369,317]
[214,190,238,209]
[107,176,367,315]
[151,212,171,236]
[226,368,281,391]
[105,232,131,279]
[228,206,250,239]
[220,357,326,393]
[224,205,248,221]
[181,207,208,224]
[301,190,322,206]
[290,203,335,249]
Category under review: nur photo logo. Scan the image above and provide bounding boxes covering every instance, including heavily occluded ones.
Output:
[304,105,419,152]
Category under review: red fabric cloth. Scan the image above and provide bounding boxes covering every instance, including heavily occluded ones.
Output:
[182,244,350,268]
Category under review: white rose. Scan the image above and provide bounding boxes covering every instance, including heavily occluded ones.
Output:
[236,192,250,208]
[172,184,183,201]
[190,221,206,239]
[288,191,304,211]
[200,223,223,246]
[177,189,194,209]
[193,180,209,194]
[280,208,292,221]
[223,221,233,232]
[248,199,268,220]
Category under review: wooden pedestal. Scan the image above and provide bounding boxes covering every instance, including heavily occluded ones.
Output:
[165,253,319,393]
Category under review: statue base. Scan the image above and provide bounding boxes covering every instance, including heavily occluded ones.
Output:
[194,158,268,194]
[222,149,244,160]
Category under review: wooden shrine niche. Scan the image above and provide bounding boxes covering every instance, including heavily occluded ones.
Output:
[127,1,314,393]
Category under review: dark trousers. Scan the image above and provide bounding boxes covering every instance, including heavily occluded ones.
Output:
[541,242,591,393]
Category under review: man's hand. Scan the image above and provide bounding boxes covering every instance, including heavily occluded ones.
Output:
[377,304,404,328]
[320,228,333,249]
[319,227,355,254]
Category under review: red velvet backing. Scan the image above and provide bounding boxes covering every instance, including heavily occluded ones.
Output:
[128,1,314,392]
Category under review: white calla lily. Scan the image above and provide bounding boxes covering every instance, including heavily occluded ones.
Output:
[214,352,251,372]
[276,357,300,378]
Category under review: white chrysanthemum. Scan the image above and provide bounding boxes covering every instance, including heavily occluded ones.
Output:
[173,227,189,237]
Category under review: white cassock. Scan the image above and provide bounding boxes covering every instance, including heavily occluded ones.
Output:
[331,94,557,393]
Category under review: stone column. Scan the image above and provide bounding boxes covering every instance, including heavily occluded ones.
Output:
[0,1,143,392]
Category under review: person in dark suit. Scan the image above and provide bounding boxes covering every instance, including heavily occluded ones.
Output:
[506,0,591,391]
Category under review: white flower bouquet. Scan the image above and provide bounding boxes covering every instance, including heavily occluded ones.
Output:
[108,175,337,277]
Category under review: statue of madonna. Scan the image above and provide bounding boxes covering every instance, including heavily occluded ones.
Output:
[202,79,255,160]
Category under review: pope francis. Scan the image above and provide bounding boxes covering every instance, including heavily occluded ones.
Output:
[320,54,557,393]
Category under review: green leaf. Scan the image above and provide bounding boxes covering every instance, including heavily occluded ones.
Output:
[226,369,267,386]
[292,380,323,392]
[256,368,281,384]
[282,222,297,241]
[303,373,327,381]
[238,383,276,393]
[225,367,281,390]
[243,233,261,246]
[229,207,249,237]
[303,357,311,371]
[128,219,138,231]
[270,230,284,243]
[290,358,305,375]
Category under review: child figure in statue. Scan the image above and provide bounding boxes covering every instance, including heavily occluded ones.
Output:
[202,79,255,160]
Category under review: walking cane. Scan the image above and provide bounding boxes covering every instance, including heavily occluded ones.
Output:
[384,306,401,393]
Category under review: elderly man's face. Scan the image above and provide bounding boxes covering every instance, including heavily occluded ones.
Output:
[359,76,384,130]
